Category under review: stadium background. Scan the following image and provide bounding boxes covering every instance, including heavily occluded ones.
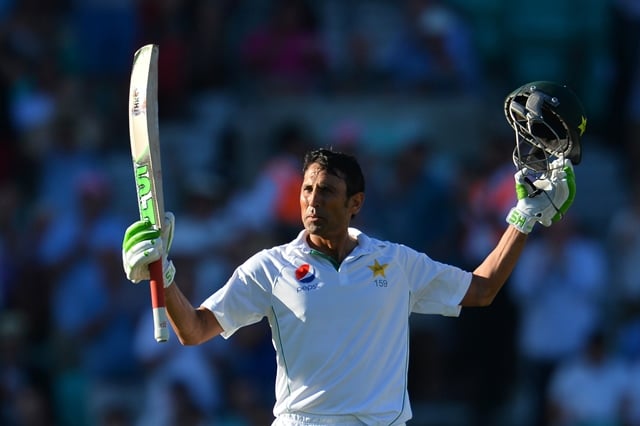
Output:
[0,0,638,425]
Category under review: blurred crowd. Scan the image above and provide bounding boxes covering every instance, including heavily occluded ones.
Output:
[1,0,640,425]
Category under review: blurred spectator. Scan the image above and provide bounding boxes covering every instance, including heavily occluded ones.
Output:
[626,359,640,425]
[0,310,54,426]
[98,404,134,426]
[186,0,235,94]
[159,174,277,426]
[69,0,136,78]
[316,0,401,94]
[454,136,520,424]
[6,49,58,160]
[509,218,608,426]
[327,118,364,157]
[608,0,640,167]
[4,1,60,103]
[136,0,191,119]
[11,384,55,426]
[607,175,640,318]
[615,312,640,364]
[239,0,328,94]
[378,0,481,94]
[132,312,222,426]
[170,171,239,304]
[131,172,237,426]
[64,0,138,131]
[460,136,515,266]
[0,182,23,311]
[37,171,142,425]
[361,137,459,261]
[32,115,101,222]
[216,321,276,426]
[223,119,312,243]
[546,330,629,426]
[132,243,228,426]
[331,31,385,94]
[0,2,64,195]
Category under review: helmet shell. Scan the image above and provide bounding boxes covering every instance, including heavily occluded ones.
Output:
[504,81,586,165]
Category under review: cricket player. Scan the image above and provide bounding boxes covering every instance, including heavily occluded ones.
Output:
[123,145,576,425]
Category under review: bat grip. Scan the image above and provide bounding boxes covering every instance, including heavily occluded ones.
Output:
[149,259,169,342]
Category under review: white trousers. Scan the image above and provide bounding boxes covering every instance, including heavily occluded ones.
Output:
[272,412,406,426]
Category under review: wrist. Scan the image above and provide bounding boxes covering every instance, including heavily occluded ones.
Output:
[506,207,536,234]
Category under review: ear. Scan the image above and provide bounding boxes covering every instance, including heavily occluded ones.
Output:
[348,192,365,216]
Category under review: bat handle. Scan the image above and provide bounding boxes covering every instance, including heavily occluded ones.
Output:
[149,259,169,342]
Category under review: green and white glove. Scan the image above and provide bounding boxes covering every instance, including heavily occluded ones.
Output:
[506,158,576,234]
[122,212,176,287]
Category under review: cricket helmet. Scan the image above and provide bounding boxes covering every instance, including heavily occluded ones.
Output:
[504,81,587,173]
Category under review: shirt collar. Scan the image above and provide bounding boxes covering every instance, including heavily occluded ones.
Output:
[287,227,376,256]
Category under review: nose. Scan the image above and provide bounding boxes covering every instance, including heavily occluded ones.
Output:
[305,187,321,207]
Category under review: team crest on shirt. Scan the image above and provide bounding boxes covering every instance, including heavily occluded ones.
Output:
[295,263,316,283]
[368,259,388,278]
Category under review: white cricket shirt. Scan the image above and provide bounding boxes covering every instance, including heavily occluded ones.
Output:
[201,228,471,425]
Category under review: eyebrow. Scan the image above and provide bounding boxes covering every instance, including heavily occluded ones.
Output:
[303,180,336,190]
[302,173,344,190]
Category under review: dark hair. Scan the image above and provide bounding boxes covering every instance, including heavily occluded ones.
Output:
[302,148,365,197]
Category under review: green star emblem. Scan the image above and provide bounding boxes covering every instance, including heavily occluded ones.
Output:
[578,116,587,136]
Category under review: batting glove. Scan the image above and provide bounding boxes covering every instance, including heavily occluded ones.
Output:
[122,212,176,287]
[506,158,576,234]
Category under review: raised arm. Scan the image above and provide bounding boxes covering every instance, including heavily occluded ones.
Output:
[462,159,576,307]
[462,226,527,306]
[122,212,223,345]
[164,281,223,345]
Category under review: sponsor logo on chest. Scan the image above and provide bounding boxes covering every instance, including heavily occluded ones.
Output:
[294,263,319,292]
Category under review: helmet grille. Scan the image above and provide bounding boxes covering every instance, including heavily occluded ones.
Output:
[507,92,573,174]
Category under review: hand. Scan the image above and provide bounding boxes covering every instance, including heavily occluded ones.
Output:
[506,159,576,234]
[122,212,176,287]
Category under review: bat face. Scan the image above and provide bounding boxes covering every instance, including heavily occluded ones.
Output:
[128,44,164,229]
[130,87,148,157]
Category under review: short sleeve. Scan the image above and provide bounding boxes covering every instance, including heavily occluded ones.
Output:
[200,252,276,338]
[406,250,471,317]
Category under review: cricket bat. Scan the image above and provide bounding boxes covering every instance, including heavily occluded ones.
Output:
[128,44,169,342]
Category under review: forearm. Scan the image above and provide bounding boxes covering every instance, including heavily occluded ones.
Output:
[165,282,223,345]
[463,225,528,306]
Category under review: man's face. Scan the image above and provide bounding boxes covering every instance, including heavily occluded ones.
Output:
[300,163,363,238]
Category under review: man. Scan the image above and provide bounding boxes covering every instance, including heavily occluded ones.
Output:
[123,145,575,425]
